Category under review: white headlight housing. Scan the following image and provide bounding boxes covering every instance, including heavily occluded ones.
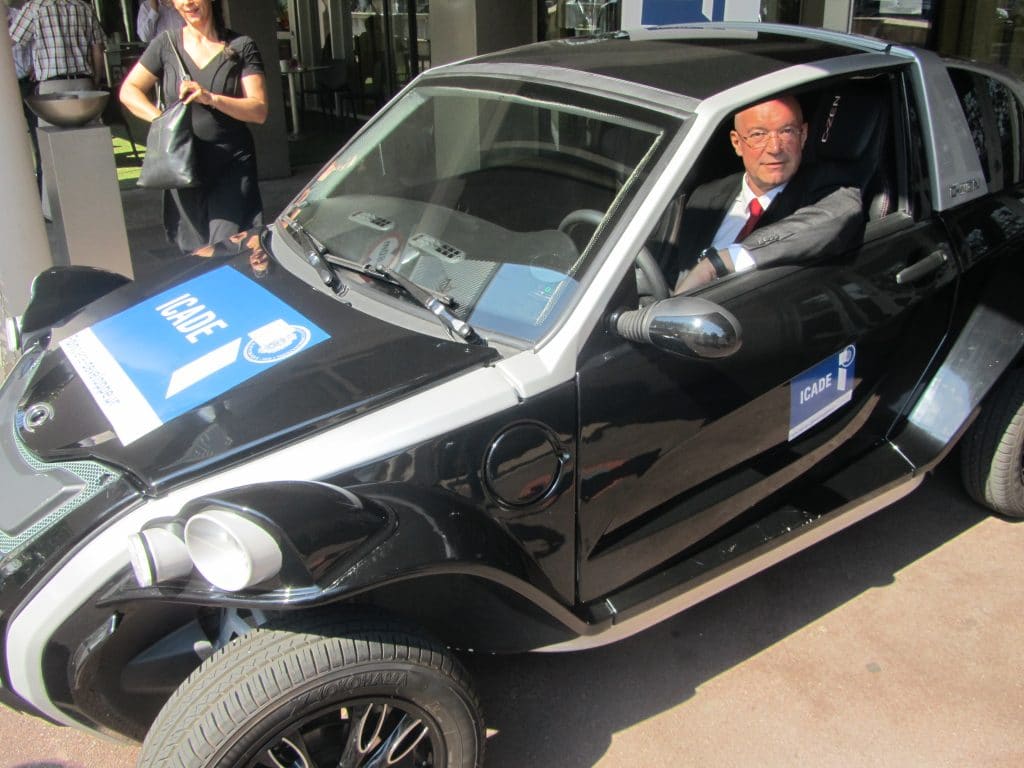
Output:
[184,509,283,591]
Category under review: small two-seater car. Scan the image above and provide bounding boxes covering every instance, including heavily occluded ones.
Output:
[2,22,1023,768]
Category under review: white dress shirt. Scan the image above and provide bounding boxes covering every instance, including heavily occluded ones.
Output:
[711,176,787,273]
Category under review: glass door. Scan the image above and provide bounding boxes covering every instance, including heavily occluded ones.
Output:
[342,0,430,115]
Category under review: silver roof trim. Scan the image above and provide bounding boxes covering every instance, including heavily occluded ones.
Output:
[626,21,896,54]
[422,61,699,116]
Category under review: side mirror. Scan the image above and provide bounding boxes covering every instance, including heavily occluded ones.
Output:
[612,295,742,359]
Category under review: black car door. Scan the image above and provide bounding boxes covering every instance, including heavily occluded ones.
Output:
[574,73,960,603]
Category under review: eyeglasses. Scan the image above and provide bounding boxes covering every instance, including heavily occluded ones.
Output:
[737,125,803,149]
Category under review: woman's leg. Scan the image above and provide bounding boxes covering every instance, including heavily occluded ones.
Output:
[206,153,263,246]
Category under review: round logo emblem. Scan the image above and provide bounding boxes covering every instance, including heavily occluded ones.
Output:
[839,345,856,368]
[22,402,54,432]
[243,324,312,364]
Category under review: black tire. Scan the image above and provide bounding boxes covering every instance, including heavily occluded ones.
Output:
[139,613,485,768]
[960,367,1024,517]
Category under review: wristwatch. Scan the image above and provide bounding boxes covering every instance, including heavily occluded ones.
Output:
[698,247,728,279]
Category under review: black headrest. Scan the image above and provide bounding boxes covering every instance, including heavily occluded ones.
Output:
[807,78,890,165]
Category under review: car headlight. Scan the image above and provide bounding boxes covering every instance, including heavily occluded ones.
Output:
[183,509,283,591]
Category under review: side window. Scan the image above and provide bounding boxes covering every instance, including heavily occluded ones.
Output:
[949,68,990,184]
[987,77,1024,186]
[948,66,1024,192]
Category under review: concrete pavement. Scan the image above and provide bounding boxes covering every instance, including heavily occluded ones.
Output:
[0,459,1021,767]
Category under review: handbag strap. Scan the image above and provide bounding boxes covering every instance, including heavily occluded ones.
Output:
[164,29,192,83]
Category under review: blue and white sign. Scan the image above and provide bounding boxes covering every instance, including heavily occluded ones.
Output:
[788,345,856,440]
[61,266,329,445]
[620,0,761,27]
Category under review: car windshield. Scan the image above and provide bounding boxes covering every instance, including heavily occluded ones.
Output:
[283,80,666,344]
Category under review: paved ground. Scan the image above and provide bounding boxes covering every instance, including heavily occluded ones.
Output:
[1,169,1022,767]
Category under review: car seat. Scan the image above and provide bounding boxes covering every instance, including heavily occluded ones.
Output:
[805,75,895,220]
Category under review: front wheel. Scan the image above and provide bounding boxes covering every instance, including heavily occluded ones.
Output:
[139,614,485,768]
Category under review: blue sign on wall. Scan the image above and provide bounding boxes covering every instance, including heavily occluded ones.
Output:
[62,266,329,445]
[642,0,726,24]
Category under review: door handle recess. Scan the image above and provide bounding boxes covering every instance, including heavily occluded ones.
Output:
[895,249,949,285]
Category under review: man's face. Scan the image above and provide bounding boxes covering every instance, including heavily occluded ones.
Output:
[729,97,808,196]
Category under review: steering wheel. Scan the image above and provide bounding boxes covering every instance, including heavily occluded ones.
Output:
[558,209,670,301]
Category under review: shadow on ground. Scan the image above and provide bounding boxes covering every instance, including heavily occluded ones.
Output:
[466,458,996,767]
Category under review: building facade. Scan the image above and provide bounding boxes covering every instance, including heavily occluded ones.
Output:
[99,3,1024,113]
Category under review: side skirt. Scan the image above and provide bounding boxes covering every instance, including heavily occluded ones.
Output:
[538,467,923,652]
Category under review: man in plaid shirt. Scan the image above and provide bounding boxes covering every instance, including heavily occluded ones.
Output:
[10,0,106,219]
[9,0,105,92]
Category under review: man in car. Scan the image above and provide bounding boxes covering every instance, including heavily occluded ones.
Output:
[672,94,864,293]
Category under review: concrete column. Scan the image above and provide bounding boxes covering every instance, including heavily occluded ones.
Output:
[431,0,534,66]
[327,0,353,59]
[800,0,854,32]
[294,0,320,65]
[0,24,52,331]
[431,0,478,66]
[475,0,534,55]
[37,124,133,277]
[221,0,292,178]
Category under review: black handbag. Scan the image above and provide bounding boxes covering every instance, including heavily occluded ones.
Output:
[137,32,199,189]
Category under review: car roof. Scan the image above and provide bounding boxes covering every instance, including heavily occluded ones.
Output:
[472,24,884,101]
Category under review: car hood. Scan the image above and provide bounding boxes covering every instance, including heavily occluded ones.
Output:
[16,235,499,492]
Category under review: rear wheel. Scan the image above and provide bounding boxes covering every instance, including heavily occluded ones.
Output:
[139,614,485,768]
[960,367,1024,517]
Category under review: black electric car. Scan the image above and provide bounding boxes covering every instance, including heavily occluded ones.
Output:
[2,22,1023,768]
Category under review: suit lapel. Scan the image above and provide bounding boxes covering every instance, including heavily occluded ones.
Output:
[757,167,809,228]
[686,174,742,250]
[670,173,742,281]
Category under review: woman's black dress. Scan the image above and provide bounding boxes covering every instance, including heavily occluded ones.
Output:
[139,29,264,253]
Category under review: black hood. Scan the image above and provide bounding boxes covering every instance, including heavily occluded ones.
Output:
[16,238,498,492]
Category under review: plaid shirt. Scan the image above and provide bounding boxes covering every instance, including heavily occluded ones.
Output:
[9,0,104,81]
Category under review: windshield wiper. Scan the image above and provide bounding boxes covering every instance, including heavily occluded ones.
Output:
[376,265,484,345]
[286,219,343,293]
[285,219,481,344]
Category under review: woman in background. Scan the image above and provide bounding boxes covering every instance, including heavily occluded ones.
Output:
[120,0,268,254]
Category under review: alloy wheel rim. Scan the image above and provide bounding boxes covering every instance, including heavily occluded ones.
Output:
[246,696,443,768]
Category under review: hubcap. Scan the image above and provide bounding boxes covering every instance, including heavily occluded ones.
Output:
[248,697,441,768]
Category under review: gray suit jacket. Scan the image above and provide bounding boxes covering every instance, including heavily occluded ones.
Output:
[671,164,865,284]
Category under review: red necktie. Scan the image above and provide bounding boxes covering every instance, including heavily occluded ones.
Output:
[735,198,764,242]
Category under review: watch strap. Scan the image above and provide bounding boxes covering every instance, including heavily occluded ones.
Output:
[701,247,728,278]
